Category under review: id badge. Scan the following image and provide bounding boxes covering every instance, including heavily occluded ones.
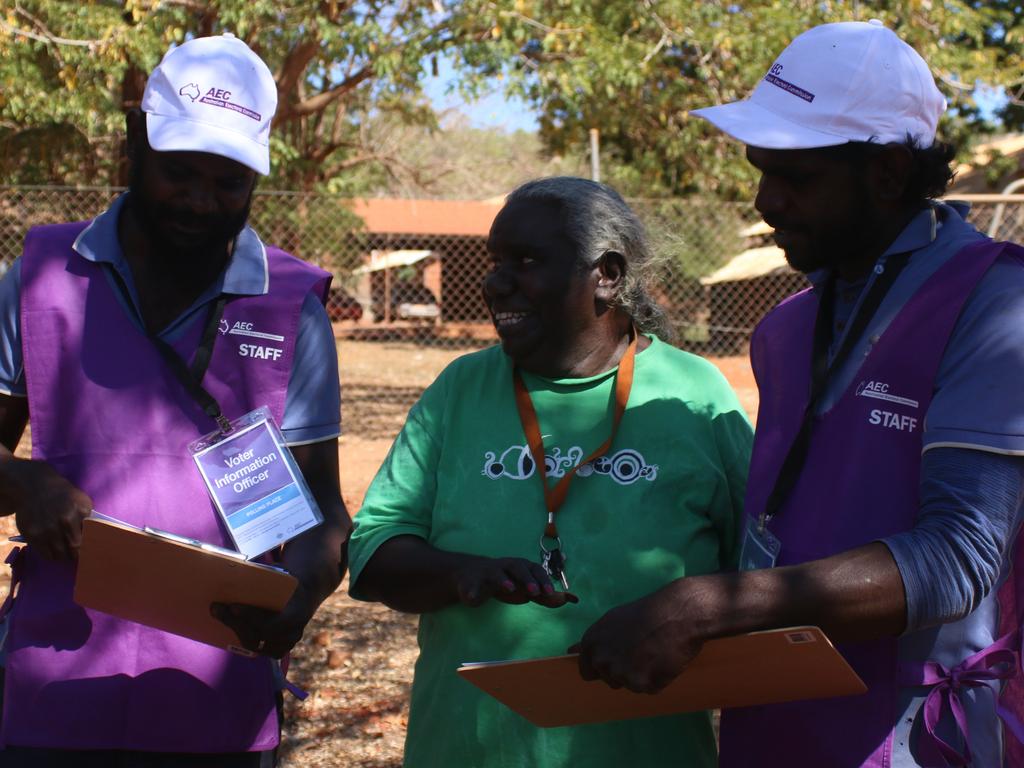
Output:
[739,514,781,571]
[190,406,323,559]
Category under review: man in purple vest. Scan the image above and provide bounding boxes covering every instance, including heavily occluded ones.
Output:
[0,35,351,766]
[572,20,1024,767]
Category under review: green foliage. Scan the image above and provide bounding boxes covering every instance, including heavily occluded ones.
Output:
[633,197,746,285]
[453,0,1024,199]
[0,0,456,190]
[6,0,1023,204]
[336,111,587,198]
[973,147,1023,190]
[248,192,365,274]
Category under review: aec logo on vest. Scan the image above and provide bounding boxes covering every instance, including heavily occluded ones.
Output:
[856,380,919,432]
[219,319,285,361]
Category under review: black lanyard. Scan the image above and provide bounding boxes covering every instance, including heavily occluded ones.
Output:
[105,239,235,435]
[760,253,911,527]
[149,295,233,434]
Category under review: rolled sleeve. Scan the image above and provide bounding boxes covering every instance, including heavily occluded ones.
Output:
[883,447,1023,632]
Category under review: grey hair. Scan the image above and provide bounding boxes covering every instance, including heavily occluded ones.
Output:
[505,177,673,339]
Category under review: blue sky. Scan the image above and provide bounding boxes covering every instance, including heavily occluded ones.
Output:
[419,55,1009,134]
[420,56,539,133]
[976,84,1008,122]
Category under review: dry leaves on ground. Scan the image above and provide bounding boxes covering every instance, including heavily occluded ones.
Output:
[279,578,419,768]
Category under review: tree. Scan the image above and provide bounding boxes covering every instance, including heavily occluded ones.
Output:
[336,110,587,198]
[452,0,1024,199]
[0,0,459,190]
[7,1,1022,198]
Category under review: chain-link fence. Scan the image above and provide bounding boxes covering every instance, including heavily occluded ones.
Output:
[3,185,1023,391]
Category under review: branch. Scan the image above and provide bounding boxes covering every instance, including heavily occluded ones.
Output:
[1,15,95,49]
[642,33,669,65]
[334,151,383,170]
[275,13,454,122]
[330,102,348,146]
[496,10,582,35]
[277,37,324,104]
[318,0,355,24]
[284,67,373,118]
[516,51,540,71]
[938,73,974,92]
[641,0,683,42]
[156,0,208,11]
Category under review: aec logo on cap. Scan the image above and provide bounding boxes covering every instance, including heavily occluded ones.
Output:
[763,63,816,103]
[177,83,261,122]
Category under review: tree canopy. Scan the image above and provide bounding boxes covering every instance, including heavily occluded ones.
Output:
[0,0,454,189]
[3,1,1024,197]
[453,0,1024,198]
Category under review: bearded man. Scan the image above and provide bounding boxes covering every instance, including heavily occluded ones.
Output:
[575,20,1024,767]
[0,34,350,767]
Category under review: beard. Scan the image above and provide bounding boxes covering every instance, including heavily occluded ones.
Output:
[772,184,880,277]
[127,148,253,277]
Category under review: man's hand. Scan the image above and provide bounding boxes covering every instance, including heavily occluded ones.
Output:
[572,579,703,694]
[452,555,578,609]
[5,458,93,561]
[572,546,912,695]
[211,583,319,658]
[211,437,350,657]
[210,527,345,658]
[209,524,347,658]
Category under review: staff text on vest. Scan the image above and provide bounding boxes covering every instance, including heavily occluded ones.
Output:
[239,344,283,361]
[868,409,918,432]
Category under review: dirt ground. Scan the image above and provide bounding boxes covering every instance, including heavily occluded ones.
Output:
[0,340,757,767]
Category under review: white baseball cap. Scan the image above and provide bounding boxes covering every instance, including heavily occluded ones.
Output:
[691,20,946,150]
[141,34,277,175]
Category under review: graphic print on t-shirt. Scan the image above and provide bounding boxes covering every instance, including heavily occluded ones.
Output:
[481,441,658,485]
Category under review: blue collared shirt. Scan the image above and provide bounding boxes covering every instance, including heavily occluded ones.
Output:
[0,194,340,446]
[810,201,981,420]
[805,201,1024,765]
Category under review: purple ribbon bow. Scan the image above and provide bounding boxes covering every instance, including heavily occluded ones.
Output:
[901,632,1021,767]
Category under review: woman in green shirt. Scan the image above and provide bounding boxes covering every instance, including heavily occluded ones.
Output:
[348,177,753,767]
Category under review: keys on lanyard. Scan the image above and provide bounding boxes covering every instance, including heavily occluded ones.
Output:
[514,331,639,604]
[540,537,570,591]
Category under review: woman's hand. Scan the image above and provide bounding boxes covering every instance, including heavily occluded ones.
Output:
[452,555,578,608]
[355,535,577,613]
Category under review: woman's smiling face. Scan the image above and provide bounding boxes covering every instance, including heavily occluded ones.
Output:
[483,199,601,377]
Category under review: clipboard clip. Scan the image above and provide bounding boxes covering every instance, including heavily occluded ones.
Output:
[142,526,247,561]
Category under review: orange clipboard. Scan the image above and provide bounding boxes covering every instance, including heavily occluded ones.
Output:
[457,626,866,727]
[74,517,297,654]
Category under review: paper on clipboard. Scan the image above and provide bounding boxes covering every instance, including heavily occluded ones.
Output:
[457,626,866,728]
[74,517,297,654]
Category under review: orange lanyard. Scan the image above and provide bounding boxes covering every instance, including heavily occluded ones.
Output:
[512,332,638,541]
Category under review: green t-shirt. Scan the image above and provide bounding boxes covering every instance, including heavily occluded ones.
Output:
[349,337,753,768]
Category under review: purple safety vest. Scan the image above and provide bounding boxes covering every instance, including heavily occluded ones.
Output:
[2,221,329,752]
[720,240,1024,767]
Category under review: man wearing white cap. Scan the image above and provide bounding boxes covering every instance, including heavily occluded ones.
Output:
[0,35,350,766]
[572,20,1024,766]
